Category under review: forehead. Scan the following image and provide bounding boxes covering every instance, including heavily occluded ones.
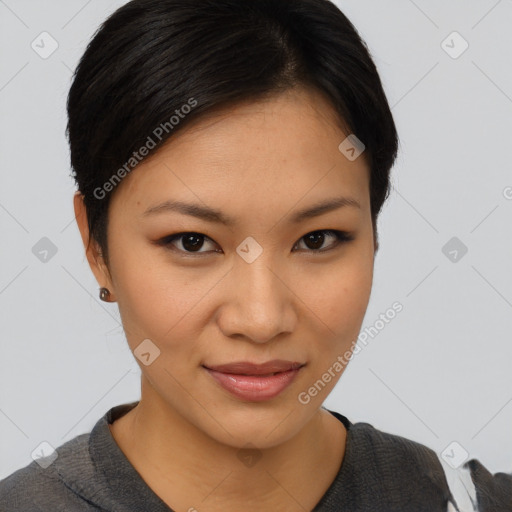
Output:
[110,86,370,216]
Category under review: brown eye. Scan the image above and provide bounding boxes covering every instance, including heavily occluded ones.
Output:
[179,233,206,252]
[157,232,220,254]
[294,230,354,253]
[155,229,354,257]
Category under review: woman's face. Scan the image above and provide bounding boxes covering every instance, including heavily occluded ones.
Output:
[80,86,375,448]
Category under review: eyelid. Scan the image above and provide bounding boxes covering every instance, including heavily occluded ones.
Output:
[293,230,354,253]
[155,232,219,256]
[155,229,354,256]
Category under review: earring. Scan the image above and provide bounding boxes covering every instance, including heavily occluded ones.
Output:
[99,287,111,302]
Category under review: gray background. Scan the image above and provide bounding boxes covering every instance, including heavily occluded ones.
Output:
[1,0,511,479]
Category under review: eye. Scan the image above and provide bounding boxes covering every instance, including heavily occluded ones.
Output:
[293,230,354,253]
[156,232,220,255]
[155,229,353,256]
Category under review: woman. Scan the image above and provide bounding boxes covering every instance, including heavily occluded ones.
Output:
[0,0,510,510]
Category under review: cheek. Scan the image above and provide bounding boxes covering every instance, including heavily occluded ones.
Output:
[108,238,210,353]
[298,251,374,340]
[292,257,373,404]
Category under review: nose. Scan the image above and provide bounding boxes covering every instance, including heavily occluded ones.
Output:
[216,254,297,344]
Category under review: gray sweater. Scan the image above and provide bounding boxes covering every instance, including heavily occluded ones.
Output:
[0,401,510,511]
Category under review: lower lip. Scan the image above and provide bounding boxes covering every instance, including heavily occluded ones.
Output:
[205,367,302,402]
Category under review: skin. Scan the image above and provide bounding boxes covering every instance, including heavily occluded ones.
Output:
[74,85,376,512]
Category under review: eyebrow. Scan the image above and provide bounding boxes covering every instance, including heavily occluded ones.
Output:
[142,196,361,226]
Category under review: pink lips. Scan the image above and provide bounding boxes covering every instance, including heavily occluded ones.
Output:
[204,360,305,402]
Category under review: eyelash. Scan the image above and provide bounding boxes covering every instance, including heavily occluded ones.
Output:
[155,230,354,257]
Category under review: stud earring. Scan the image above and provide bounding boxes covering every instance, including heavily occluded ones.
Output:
[99,287,111,302]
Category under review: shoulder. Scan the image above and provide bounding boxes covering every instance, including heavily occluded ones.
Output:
[319,411,453,511]
[0,432,96,511]
[350,420,453,497]
[330,411,512,512]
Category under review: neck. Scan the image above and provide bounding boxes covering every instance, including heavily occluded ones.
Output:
[109,378,346,512]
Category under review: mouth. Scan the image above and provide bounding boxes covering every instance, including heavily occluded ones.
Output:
[202,360,306,402]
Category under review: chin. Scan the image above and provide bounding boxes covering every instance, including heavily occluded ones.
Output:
[194,400,314,449]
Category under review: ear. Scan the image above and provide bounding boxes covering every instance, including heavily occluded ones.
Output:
[73,191,115,300]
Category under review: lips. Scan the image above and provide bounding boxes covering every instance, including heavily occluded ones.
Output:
[203,360,305,402]
[204,360,305,376]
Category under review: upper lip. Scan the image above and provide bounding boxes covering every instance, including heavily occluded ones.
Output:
[204,360,305,375]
